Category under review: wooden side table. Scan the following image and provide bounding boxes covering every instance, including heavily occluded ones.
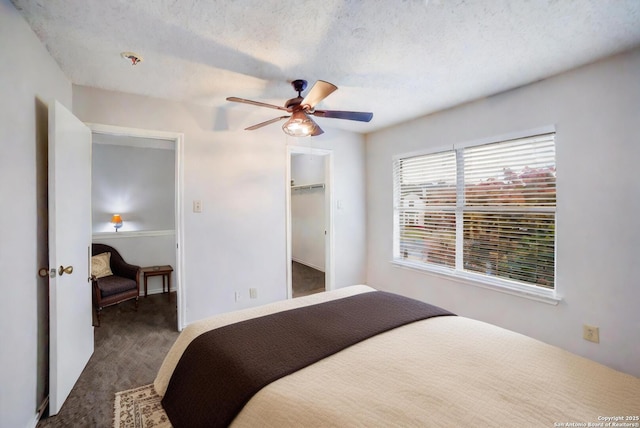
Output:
[140,265,174,299]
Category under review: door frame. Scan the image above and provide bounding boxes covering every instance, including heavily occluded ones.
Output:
[87,123,186,330]
[286,145,335,299]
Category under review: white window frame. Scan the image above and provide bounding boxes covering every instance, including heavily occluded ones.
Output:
[392,126,560,305]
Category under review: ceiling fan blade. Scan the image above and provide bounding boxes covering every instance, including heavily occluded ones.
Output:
[227,97,290,112]
[301,80,338,109]
[245,116,290,130]
[312,110,373,122]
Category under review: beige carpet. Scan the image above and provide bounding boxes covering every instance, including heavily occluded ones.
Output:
[113,384,170,428]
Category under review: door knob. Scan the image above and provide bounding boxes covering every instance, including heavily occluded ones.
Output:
[58,265,73,276]
[38,268,50,278]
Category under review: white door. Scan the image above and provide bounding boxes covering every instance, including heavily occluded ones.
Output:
[48,100,94,415]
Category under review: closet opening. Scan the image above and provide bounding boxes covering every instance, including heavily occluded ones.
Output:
[286,146,334,299]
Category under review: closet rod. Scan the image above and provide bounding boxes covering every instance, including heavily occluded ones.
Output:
[291,183,325,191]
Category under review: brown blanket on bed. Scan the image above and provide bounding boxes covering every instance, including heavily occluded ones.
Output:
[161,291,454,428]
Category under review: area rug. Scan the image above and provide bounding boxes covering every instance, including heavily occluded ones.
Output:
[113,384,171,427]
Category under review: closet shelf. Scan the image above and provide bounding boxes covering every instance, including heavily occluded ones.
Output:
[291,183,325,191]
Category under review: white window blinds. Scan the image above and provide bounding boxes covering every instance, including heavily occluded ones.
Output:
[394,151,457,267]
[394,132,556,290]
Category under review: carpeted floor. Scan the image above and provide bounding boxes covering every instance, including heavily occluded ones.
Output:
[36,267,322,427]
[37,292,179,427]
[292,261,325,297]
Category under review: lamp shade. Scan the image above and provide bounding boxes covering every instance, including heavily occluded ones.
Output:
[111,214,123,232]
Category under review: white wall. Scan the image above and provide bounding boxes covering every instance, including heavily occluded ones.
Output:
[366,48,640,377]
[92,143,175,233]
[72,86,367,324]
[291,154,325,271]
[0,1,73,426]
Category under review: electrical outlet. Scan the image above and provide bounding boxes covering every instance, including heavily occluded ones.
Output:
[193,200,202,213]
[234,291,241,302]
[583,324,599,343]
[249,288,257,299]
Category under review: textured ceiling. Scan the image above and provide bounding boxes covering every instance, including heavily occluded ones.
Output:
[11,0,640,134]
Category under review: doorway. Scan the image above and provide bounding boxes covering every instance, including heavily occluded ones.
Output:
[88,124,185,330]
[286,146,334,299]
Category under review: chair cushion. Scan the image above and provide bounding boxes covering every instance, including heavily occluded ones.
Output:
[98,275,137,298]
[92,252,113,279]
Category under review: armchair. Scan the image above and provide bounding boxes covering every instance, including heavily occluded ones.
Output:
[91,243,140,326]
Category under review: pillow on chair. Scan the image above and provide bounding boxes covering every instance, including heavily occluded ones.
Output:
[91,252,113,278]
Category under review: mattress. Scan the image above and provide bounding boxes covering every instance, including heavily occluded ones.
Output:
[155,285,640,427]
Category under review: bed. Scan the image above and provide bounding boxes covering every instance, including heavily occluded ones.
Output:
[154,285,640,427]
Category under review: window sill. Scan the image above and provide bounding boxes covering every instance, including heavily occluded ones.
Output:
[390,259,561,305]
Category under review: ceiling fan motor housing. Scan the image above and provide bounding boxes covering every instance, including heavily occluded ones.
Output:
[286,80,308,109]
[285,97,304,110]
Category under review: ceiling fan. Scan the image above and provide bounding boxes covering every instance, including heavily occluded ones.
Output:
[226,79,373,137]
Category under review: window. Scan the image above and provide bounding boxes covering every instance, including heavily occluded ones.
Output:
[393,132,556,293]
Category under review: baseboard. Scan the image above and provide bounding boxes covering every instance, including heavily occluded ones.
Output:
[291,258,325,273]
[30,395,48,427]
[140,288,172,297]
[29,413,39,428]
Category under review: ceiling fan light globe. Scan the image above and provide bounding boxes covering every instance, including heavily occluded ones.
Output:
[282,112,317,137]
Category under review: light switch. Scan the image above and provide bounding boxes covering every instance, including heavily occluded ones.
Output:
[193,200,202,213]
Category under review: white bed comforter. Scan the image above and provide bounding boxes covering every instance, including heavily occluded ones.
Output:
[155,285,640,427]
